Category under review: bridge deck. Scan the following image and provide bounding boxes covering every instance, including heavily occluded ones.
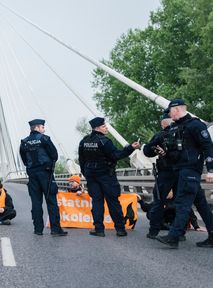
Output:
[1,183,212,288]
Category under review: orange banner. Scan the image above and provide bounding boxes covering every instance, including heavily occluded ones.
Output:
[57,192,138,229]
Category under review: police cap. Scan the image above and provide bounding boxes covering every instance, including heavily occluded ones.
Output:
[28,119,45,127]
[161,108,170,120]
[89,117,105,129]
[168,99,186,109]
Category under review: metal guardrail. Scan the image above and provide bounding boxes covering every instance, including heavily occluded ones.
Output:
[6,168,213,203]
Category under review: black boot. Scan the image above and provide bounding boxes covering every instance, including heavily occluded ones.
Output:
[156,234,179,249]
[51,229,68,236]
[179,234,186,241]
[34,230,43,236]
[116,230,127,237]
[89,229,105,237]
[196,232,213,248]
[146,230,158,239]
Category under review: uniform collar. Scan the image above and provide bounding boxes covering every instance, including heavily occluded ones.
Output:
[175,113,192,125]
[91,130,104,136]
[30,131,41,135]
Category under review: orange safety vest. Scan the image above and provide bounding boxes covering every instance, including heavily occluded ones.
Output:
[0,189,6,208]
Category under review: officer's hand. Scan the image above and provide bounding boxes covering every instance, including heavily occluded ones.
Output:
[132,142,141,149]
[0,208,4,213]
[206,172,213,183]
[154,145,166,156]
[166,190,173,199]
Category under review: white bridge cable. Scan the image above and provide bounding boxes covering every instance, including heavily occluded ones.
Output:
[0,44,18,170]
[2,16,129,148]
[0,18,72,162]
[0,54,12,172]
[0,2,168,105]
[0,3,210,169]
[0,113,13,173]
[4,19,96,117]
[0,32,27,128]
[0,1,205,124]
[1,21,90,172]
[0,28,25,169]
[0,19,32,122]
[0,3,155,169]
[0,96,17,174]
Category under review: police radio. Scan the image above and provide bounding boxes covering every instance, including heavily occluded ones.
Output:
[176,139,183,151]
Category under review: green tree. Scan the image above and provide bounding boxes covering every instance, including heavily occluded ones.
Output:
[175,0,213,120]
[76,117,90,137]
[54,161,68,174]
[92,0,213,152]
[93,28,162,145]
[151,0,213,120]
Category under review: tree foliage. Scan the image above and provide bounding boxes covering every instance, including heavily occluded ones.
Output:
[92,0,213,149]
[55,161,68,174]
[76,117,91,137]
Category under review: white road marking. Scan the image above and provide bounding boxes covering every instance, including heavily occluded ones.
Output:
[1,237,16,266]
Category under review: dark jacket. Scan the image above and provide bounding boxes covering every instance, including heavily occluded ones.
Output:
[166,114,213,173]
[143,126,173,171]
[1,189,15,210]
[20,131,58,174]
[79,130,134,176]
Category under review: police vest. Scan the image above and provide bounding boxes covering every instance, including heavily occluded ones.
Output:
[166,118,199,151]
[165,117,204,169]
[155,128,174,170]
[21,133,52,169]
[81,133,108,163]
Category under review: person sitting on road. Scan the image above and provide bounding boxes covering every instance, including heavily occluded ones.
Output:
[137,191,200,232]
[0,182,16,225]
[68,175,86,196]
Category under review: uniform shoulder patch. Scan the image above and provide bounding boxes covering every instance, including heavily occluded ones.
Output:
[41,135,50,142]
[21,136,29,143]
[97,135,109,146]
[201,130,210,139]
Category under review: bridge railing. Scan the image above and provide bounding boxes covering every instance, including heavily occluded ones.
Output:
[4,170,28,180]
[5,168,213,204]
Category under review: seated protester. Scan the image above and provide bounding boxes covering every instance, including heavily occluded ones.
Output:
[0,182,16,225]
[67,175,86,196]
[137,191,199,231]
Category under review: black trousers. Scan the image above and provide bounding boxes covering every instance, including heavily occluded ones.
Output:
[85,171,125,232]
[169,168,213,237]
[28,170,61,233]
[149,169,178,234]
[0,208,16,222]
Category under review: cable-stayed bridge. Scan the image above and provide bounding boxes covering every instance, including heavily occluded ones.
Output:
[0,4,213,288]
[0,2,212,183]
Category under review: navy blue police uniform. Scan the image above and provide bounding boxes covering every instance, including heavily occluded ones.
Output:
[156,99,213,248]
[143,110,179,237]
[78,117,135,236]
[20,119,67,236]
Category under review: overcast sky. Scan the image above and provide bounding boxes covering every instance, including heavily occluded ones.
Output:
[0,0,161,160]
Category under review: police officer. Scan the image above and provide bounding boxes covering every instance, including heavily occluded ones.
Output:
[78,117,140,237]
[143,109,179,239]
[20,119,67,236]
[155,99,213,248]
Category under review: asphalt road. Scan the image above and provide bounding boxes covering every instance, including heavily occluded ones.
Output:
[0,183,212,288]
